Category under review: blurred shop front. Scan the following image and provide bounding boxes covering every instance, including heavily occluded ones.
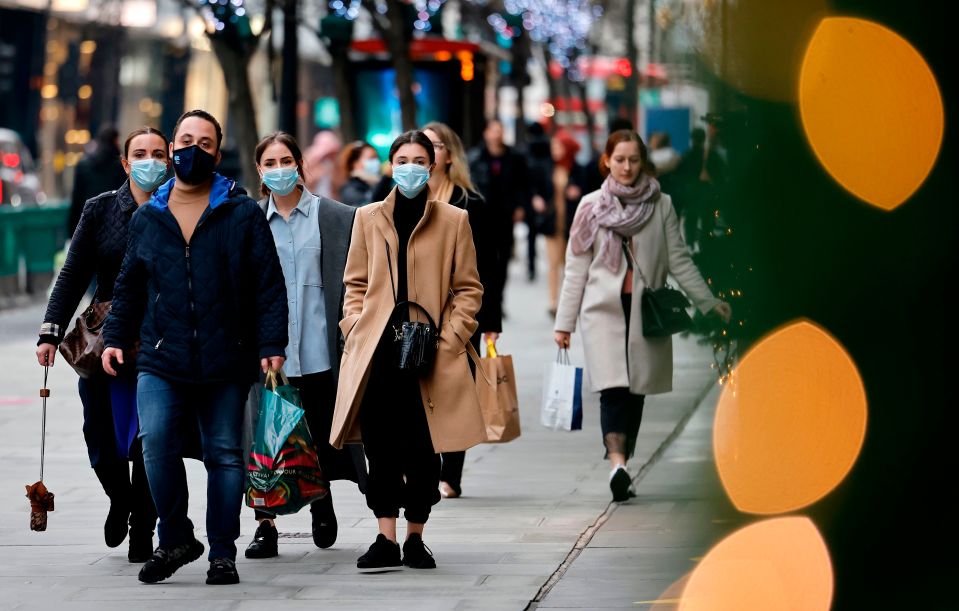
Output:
[0,0,233,202]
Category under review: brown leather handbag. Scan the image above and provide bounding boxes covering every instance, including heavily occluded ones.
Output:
[58,301,113,378]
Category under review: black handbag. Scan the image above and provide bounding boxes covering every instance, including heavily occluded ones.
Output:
[385,241,440,376]
[641,286,693,337]
[622,238,693,337]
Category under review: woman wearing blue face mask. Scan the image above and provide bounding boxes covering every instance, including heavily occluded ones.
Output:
[331,130,486,571]
[245,132,365,560]
[35,127,171,563]
[338,141,381,207]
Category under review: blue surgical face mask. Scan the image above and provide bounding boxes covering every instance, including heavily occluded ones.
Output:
[361,157,381,176]
[129,159,168,192]
[392,163,430,198]
[261,166,299,196]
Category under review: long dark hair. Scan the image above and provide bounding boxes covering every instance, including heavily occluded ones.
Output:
[255,131,306,196]
[598,129,650,178]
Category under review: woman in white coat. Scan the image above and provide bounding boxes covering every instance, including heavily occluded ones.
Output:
[553,130,731,502]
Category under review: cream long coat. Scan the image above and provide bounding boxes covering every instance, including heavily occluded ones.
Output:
[554,190,720,395]
[330,189,488,453]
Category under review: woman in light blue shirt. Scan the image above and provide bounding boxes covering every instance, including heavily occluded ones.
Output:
[245,132,361,559]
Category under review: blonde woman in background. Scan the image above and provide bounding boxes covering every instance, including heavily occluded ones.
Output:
[422,121,502,499]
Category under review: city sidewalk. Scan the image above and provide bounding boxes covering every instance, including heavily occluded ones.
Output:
[0,240,726,610]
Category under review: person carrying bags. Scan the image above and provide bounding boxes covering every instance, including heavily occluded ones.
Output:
[35,127,171,563]
[243,132,363,559]
[553,129,731,502]
[331,130,487,571]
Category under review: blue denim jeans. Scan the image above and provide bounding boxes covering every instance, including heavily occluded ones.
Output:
[137,372,249,560]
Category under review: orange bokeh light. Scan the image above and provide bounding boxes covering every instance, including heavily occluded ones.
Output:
[679,517,833,611]
[799,17,943,210]
[713,320,866,515]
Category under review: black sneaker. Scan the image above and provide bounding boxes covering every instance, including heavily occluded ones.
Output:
[311,494,337,549]
[128,535,154,563]
[244,521,279,559]
[104,501,130,548]
[356,534,401,570]
[402,533,436,569]
[206,558,240,585]
[610,467,635,502]
[137,538,204,584]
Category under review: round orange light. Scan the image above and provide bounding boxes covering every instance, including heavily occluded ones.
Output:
[799,17,943,210]
[679,517,833,611]
[714,320,867,515]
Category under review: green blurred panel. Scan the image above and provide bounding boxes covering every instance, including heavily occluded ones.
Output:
[0,202,68,277]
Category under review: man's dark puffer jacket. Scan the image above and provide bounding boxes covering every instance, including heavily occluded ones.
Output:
[39,180,137,345]
[103,173,288,385]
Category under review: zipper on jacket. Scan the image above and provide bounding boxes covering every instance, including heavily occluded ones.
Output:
[185,245,198,340]
[155,338,164,350]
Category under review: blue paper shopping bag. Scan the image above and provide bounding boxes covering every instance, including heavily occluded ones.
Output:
[540,349,583,431]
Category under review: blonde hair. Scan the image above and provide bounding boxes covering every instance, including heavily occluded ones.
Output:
[422,122,478,198]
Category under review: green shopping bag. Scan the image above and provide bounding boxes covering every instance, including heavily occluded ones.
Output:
[246,370,328,515]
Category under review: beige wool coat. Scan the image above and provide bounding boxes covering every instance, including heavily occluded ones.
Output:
[330,189,489,453]
[554,190,721,395]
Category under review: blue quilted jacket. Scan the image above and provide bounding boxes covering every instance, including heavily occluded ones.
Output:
[103,174,288,384]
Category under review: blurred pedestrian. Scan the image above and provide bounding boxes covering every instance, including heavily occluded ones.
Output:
[468,119,530,314]
[303,129,342,199]
[243,132,363,559]
[648,132,680,176]
[338,140,381,207]
[553,130,731,502]
[539,129,583,317]
[68,125,126,236]
[36,127,171,563]
[101,110,288,586]
[524,122,552,281]
[422,121,502,499]
[674,126,726,248]
[331,131,486,570]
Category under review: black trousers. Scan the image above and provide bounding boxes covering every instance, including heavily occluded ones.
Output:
[254,370,365,520]
[439,334,481,494]
[78,376,157,539]
[360,340,441,524]
[599,293,646,459]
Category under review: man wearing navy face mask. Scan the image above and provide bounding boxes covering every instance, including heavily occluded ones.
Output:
[101,110,288,586]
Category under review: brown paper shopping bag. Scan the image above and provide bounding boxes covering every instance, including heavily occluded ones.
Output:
[477,340,521,443]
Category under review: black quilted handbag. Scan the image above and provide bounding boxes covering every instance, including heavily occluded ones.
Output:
[390,301,439,375]
[641,286,693,337]
[385,241,440,376]
[621,238,693,337]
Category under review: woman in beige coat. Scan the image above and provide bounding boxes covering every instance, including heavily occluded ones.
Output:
[554,130,731,502]
[331,130,486,571]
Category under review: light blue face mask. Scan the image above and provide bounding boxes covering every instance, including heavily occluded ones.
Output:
[129,159,168,192]
[362,157,381,176]
[392,163,430,198]
[262,166,299,196]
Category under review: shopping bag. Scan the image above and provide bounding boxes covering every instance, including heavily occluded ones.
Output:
[540,349,583,431]
[478,340,521,443]
[246,370,328,515]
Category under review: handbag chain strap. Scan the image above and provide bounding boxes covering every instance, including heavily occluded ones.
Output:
[621,237,650,288]
[384,239,445,332]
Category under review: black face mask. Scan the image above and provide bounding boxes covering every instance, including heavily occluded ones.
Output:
[172,144,217,185]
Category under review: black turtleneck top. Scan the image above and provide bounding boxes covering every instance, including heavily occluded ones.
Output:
[392,189,427,304]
